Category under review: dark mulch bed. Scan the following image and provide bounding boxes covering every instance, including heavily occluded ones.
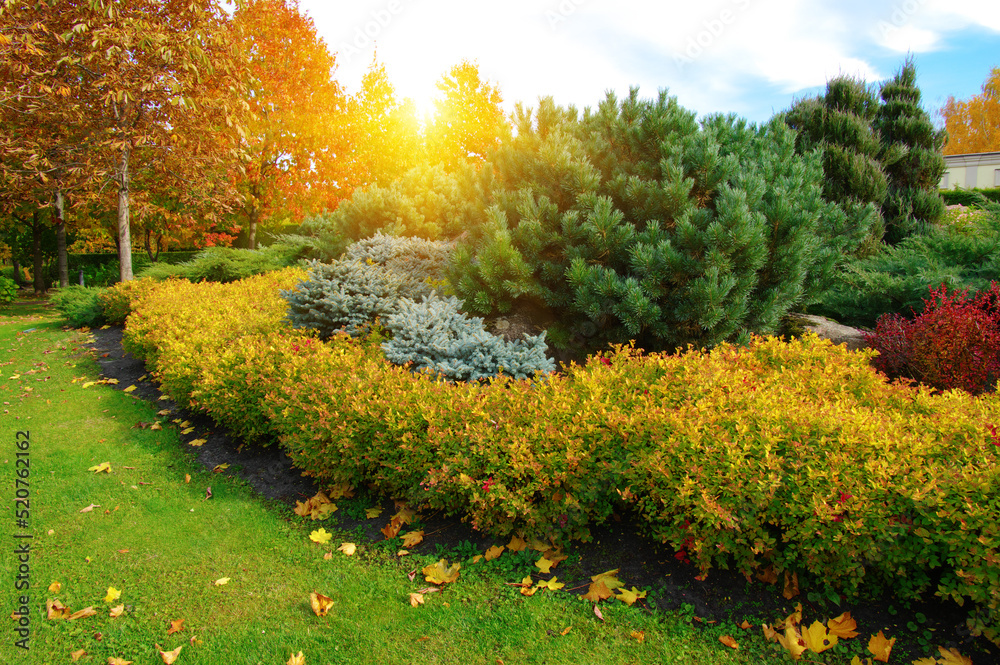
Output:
[85,323,1000,664]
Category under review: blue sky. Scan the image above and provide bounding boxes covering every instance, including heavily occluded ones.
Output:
[296,0,1000,126]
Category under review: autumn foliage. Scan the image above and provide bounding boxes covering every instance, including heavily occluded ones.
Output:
[119,274,1000,644]
[865,282,1000,395]
[941,66,1000,155]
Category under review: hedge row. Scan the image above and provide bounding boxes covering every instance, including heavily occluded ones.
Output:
[118,273,1000,643]
[941,187,1000,207]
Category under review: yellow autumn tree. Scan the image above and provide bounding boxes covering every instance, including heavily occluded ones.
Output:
[940,66,1000,155]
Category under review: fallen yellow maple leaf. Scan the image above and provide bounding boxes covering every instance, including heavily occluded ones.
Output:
[520,575,538,596]
[803,620,838,654]
[214,577,230,586]
[409,593,425,607]
[109,605,124,618]
[327,482,355,499]
[48,581,61,593]
[158,645,182,664]
[337,542,356,556]
[507,535,527,552]
[71,649,87,661]
[535,557,555,574]
[536,577,565,591]
[719,635,739,649]
[68,606,97,621]
[287,651,306,665]
[184,474,191,483]
[591,569,624,590]
[46,599,71,619]
[581,579,613,603]
[422,559,460,585]
[104,587,121,603]
[401,531,424,547]
[365,506,383,519]
[867,631,895,663]
[124,385,136,393]
[88,462,112,473]
[935,646,973,665]
[157,409,171,416]
[167,618,184,635]
[615,587,648,606]
[211,463,229,473]
[381,518,402,539]
[150,422,162,431]
[107,657,133,665]
[310,591,333,617]
[827,611,859,639]
[188,439,206,447]
[309,528,332,545]
[776,622,808,660]
[484,545,505,561]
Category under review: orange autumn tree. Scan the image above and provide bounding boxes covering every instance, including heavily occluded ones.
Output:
[424,60,510,170]
[232,0,350,248]
[940,66,1000,155]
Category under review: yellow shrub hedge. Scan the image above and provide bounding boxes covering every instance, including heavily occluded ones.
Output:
[124,275,1000,643]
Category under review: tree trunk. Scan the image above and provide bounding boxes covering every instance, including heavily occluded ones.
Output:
[144,228,161,262]
[32,210,45,294]
[54,190,69,287]
[12,258,22,287]
[247,207,258,250]
[117,145,134,282]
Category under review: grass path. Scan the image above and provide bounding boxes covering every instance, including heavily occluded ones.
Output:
[1,303,763,665]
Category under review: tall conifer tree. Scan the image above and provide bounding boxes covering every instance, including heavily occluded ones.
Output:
[874,58,947,244]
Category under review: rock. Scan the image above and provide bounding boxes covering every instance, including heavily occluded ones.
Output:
[786,314,867,351]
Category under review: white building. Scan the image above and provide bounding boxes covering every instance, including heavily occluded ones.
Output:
[940,151,1000,189]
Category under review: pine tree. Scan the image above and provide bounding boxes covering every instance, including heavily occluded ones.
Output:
[874,58,947,244]
[784,76,887,255]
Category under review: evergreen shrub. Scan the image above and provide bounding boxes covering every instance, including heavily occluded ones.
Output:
[49,286,105,328]
[382,294,554,381]
[451,92,873,353]
[99,278,161,325]
[137,242,307,283]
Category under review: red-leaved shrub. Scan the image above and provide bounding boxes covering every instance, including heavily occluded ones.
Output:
[865,282,1000,394]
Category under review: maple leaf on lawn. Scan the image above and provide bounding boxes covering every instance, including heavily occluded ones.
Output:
[104,587,121,603]
[48,581,61,593]
[409,593,425,607]
[157,409,171,416]
[167,618,184,634]
[719,635,739,649]
[159,645,182,664]
[591,569,624,590]
[108,658,134,665]
[309,528,332,544]
[827,611,859,639]
[287,651,306,665]
[71,649,87,661]
[867,631,895,662]
[615,587,647,606]
[519,575,538,596]
[151,422,162,431]
[401,531,424,548]
[109,605,125,618]
[188,439,206,447]
[484,545,504,561]
[543,548,568,566]
[124,385,136,393]
[528,537,551,552]
[536,577,565,591]
[214,578,230,586]
[212,464,230,473]
[582,580,613,603]
[46,599,71,619]
[422,559,460,585]
[89,462,112,473]
[535,557,555,574]
[381,518,403,539]
[507,535,527,552]
[181,428,195,435]
[310,592,333,617]
[802,620,838,653]
[365,506,383,519]
[337,542,356,556]
[776,622,808,660]
[68,607,97,620]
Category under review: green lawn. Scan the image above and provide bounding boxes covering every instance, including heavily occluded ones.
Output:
[0,302,772,665]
